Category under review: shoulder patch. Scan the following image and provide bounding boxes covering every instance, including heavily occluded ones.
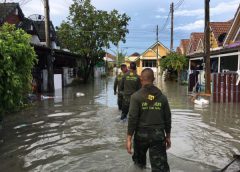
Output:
[147,94,155,101]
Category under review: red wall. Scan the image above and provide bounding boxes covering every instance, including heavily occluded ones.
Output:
[6,14,21,25]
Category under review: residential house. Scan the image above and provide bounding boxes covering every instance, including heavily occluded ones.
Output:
[0,3,24,25]
[187,32,204,56]
[17,18,41,44]
[209,22,232,49]
[186,4,240,94]
[224,5,240,46]
[139,41,170,76]
[189,19,238,74]
[125,52,140,73]
[178,39,190,55]
[32,20,60,49]
[0,2,80,92]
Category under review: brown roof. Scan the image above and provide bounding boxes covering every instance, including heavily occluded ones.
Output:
[0,3,24,25]
[187,33,204,55]
[176,47,181,54]
[179,39,190,54]
[105,53,116,60]
[210,22,232,46]
[129,52,140,57]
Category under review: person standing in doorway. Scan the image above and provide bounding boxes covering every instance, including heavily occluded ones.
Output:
[120,62,141,120]
[114,64,128,110]
[126,68,171,172]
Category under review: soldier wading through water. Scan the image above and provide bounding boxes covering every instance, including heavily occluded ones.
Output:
[114,64,128,110]
[120,62,141,120]
[126,68,172,172]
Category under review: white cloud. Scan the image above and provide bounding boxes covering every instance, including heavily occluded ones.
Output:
[155,15,168,19]
[157,8,166,13]
[211,0,239,16]
[175,9,203,17]
[20,0,71,18]
[140,23,154,29]
[175,20,204,31]
[175,0,239,17]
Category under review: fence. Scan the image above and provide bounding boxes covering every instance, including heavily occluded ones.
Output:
[212,73,240,103]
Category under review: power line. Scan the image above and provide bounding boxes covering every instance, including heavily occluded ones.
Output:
[174,0,184,11]
[160,11,171,31]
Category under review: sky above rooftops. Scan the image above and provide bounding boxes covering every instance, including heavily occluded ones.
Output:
[3,0,239,55]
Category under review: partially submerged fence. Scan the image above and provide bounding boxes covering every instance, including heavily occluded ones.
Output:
[213,73,240,103]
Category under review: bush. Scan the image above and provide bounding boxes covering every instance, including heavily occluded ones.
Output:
[0,24,37,115]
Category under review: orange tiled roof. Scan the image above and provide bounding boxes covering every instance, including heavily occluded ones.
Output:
[210,22,232,46]
[176,47,181,54]
[180,39,190,54]
[187,33,204,55]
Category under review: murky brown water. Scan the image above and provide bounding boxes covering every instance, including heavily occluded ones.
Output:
[0,77,239,172]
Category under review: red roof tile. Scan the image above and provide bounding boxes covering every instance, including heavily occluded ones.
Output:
[176,47,181,54]
[179,39,190,54]
[129,52,140,57]
[210,22,232,46]
[187,33,204,55]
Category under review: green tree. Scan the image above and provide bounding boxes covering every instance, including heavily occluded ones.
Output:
[111,49,127,67]
[56,0,130,82]
[0,24,37,116]
[160,52,188,84]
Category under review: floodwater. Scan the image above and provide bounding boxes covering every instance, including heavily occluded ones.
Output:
[0,77,239,172]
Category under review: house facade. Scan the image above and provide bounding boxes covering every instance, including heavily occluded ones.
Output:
[139,42,169,76]
[125,52,140,73]
[178,4,240,93]
[0,2,80,92]
[178,39,190,55]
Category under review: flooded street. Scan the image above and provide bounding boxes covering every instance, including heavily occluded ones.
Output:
[0,77,239,172]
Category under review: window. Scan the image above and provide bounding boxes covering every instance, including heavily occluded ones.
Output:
[142,60,157,67]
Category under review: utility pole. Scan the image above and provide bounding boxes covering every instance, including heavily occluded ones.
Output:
[44,0,54,93]
[116,43,119,75]
[170,2,174,51]
[204,0,211,94]
[156,25,159,84]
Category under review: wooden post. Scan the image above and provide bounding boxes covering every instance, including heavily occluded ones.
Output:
[218,74,221,103]
[223,74,226,103]
[204,0,211,94]
[213,74,217,102]
[227,74,231,103]
[170,2,174,51]
[156,25,159,84]
[233,74,237,103]
[238,80,240,102]
[44,0,55,93]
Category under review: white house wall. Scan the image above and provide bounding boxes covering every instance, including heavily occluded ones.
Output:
[31,35,40,44]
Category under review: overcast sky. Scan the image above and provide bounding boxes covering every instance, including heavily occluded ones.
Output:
[5,0,240,55]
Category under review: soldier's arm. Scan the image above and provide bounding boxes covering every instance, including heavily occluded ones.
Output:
[137,77,142,90]
[114,77,118,93]
[120,75,125,92]
[127,94,140,136]
[163,96,171,137]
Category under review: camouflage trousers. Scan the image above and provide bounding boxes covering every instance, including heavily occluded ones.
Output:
[122,95,131,116]
[133,128,170,172]
[117,94,123,110]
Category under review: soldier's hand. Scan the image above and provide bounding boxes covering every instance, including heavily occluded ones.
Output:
[166,137,171,150]
[126,136,132,154]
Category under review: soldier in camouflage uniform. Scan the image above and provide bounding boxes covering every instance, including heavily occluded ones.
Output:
[120,62,141,120]
[126,68,171,172]
[114,64,128,110]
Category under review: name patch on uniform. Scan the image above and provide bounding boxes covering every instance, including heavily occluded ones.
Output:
[142,100,162,110]
[126,76,137,81]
